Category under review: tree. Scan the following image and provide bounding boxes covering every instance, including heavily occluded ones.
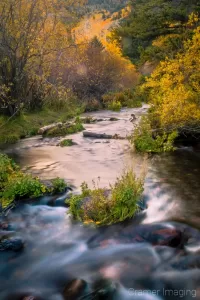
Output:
[0,0,81,116]
[112,0,200,62]
[144,26,200,132]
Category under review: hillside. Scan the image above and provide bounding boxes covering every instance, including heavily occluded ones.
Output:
[87,0,128,13]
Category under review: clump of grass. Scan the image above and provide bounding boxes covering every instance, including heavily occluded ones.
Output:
[0,154,67,210]
[51,177,67,194]
[68,169,144,226]
[129,116,178,153]
[0,154,46,209]
[60,139,74,147]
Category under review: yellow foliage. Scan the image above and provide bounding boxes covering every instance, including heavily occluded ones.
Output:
[145,26,200,129]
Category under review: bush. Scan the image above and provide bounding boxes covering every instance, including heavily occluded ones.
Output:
[0,154,18,188]
[84,99,102,112]
[0,154,65,209]
[129,117,178,153]
[60,139,73,147]
[102,88,142,110]
[107,100,122,112]
[51,177,67,194]
[1,174,46,205]
[69,169,144,226]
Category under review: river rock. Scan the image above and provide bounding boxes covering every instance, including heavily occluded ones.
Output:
[88,223,187,250]
[63,279,88,300]
[0,237,24,251]
[83,131,125,140]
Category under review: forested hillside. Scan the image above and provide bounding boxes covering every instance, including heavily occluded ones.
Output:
[87,0,128,13]
[113,0,200,63]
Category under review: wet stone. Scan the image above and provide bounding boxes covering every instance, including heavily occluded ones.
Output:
[0,237,24,252]
[63,279,88,300]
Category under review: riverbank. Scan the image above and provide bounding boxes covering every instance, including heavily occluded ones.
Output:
[0,104,83,145]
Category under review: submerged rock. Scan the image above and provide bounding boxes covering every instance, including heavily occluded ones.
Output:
[0,237,24,252]
[63,279,88,300]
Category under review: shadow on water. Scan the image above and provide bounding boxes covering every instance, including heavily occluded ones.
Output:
[1,107,200,299]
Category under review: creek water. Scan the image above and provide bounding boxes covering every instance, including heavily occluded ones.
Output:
[1,106,200,300]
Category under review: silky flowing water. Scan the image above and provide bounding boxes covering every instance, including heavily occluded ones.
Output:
[1,106,200,300]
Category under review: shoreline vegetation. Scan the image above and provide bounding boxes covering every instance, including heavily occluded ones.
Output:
[0,152,146,227]
[0,88,143,146]
[68,168,145,226]
[0,154,67,213]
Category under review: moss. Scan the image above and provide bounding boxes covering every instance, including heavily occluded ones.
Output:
[45,123,84,137]
[60,139,74,147]
[68,170,144,226]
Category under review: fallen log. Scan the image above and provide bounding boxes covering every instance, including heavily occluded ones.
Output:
[38,122,63,135]
[83,131,125,139]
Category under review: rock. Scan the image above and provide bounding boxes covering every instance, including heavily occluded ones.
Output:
[88,223,187,250]
[0,237,24,251]
[22,297,38,300]
[38,122,63,135]
[92,278,117,298]
[63,279,88,300]
[109,117,119,121]
[83,131,125,140]
[130,114,137,122]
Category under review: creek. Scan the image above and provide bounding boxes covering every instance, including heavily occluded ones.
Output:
[1,106,200,300]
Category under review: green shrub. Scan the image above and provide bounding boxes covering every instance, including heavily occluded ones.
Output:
[51,177,67,193]
[102,89,142,110]
[129,116,178,153]
[60,139,73,147]
[1,174,46,202]
[0,154,66,210]
[107,100,122,112]
[69,169,144,226]
[0,154,18,188]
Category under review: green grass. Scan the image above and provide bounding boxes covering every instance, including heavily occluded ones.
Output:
[0,154,46,209]
[68,169,144,226]
[0,104,84,145]
[44,122,84,137]
[0,154,67,209]
[51,177,67,193]
[129,116,178,153]
[60,139,74,147]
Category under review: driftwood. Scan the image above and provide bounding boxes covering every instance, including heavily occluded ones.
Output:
[38,122,62,134]
[83,131,125,140]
